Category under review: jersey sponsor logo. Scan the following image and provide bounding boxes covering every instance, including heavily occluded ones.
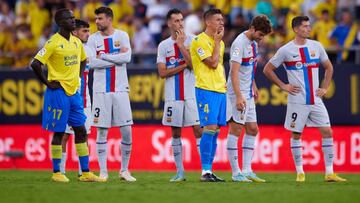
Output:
[169,57,176,65]
[197,47,205,57]
[64,55,78,66]
[38,48,46,57]
[303,62,318,68]
[232,47,240,57]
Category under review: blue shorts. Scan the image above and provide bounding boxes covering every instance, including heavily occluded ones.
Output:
[195,88,226,127]
[42,88,86,132]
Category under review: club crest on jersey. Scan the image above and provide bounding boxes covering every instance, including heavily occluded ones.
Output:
[310,50,316,57]
[296,62,303,69]
[93,117,99,123]
[232,47,240,57]
[166,117,172,122]
[290,122,296,128]
[197,47,205,57]
[114,40,121,47]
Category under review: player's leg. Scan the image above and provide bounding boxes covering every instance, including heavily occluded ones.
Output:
[243,122,265,182]
[225,94,249,182]
[69,92,104,182]
[308,103,346,182]
[196,88,218,181]
[113,92,136,181]
[290,132,305,182]
[170,126,186,181]
[92,92,111,180]
[209,92,227,182]
[183,99,202,154]
[60,133,70,174]
[42,88,70,182]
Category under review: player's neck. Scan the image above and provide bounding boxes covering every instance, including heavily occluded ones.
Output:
[100,27,115,36]
[58,29,71,40]
[293,36,307,45]
[204,29,215,39]
[245,30,253,41]
[170,31,177,40]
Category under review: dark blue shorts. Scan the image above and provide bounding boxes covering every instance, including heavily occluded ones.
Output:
[42,88,86,132]
[195,88,226,127]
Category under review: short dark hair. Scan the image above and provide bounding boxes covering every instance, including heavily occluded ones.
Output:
[166,8,182,20]
[203,8,222,20]
[291,16,310,29]
[54,8,71,26]
[250,15,272,34]
[95,6,113,18]
[75,19,89,29]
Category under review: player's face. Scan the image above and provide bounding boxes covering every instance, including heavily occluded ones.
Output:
[73,27,90,43]
[206,14,224,32]
[95,13,112,32]
[295,21,311,38]
[252,30,266,42]
[60,11,76,31]
[168,13,184,32]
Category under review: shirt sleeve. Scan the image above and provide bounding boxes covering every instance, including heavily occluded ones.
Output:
[34,40,55,65]
[80,40,86,62]
[191,37,212,61]
[269,47,285,68]
[230,40,243,64]
[156,42,166,64]
[318,42,329,62]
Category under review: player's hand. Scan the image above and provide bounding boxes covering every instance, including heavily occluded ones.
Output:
[120,47,129,53]
[46,81,61,89]
[281,84,301,95]
[253,86,259,102]
[236,95,246,111]
[214,26,224,43]
[175,29,186,46]
[316,88,327,97]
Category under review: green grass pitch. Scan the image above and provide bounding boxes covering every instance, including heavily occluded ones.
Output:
[0,171,359,203]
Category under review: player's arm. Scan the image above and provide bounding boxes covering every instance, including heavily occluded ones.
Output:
[202,28,224,69]
[176,30,192,69]
[87,36,116,69]
[100,33,131,65]
[317,43,334,97]
[79,44,87,77]
[30,59,61,89]
[157,62,187,79]
[252,79,259,101]
[263,62,300,96]
[231,61,246,110]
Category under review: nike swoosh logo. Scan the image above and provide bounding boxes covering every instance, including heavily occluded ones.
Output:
[166,50,173,53]
[97,45,103,48]
[293,55,299,58]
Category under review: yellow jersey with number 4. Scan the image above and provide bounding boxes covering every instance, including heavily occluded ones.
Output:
[190,32,226,93]
[35,33,86,96]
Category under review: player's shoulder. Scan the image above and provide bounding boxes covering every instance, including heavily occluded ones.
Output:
[307,39,323,48]
[232,32,247,47]
[158,37,172,47]
[88,31,101,41]
[114,29,129,38]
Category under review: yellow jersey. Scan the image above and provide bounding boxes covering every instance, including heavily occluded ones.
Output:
[190,32,226,93]
[34,33,86,96]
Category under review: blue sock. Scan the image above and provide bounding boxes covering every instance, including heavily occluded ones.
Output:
[210,130,219,169]
[52,159,61,173]
[200,130,215,171]
[78,156,90,172]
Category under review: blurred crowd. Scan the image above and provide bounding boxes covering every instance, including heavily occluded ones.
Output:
[1,0,360,70]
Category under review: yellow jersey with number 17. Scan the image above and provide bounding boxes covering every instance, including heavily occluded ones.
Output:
[34,33,86,96]
[190,32,226,93]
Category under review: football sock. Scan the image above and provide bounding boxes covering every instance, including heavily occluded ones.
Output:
[51,145,62,173]
[172,137,184,174]
[209,130,219,168]
[291,138,304,174]
[242,134,256,173]
[120,126,132,172]
[322,138,334,175]
[96,127,108,175]
[200,130,215,171]
[227,133,241,175]
[60,152,67,174]
[76,142,89,172]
